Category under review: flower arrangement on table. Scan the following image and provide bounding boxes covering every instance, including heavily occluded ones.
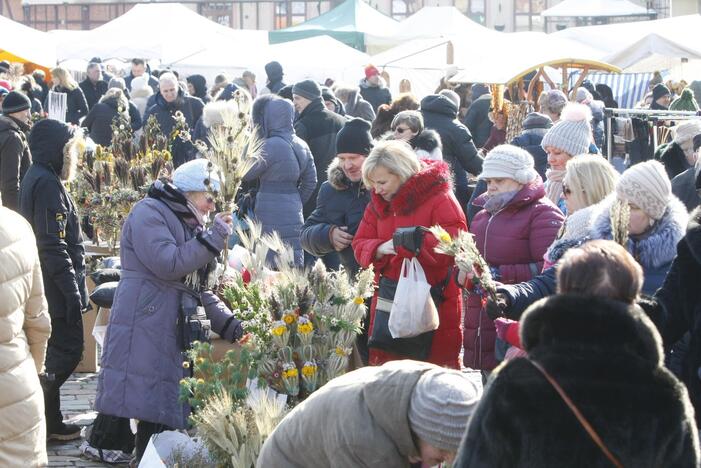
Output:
[69,114,173,251]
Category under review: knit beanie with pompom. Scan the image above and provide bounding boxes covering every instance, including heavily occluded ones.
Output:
[670,88,700,112]
[541,103,592,156]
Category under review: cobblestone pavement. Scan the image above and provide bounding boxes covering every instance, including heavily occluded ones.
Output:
[47,373,126,467]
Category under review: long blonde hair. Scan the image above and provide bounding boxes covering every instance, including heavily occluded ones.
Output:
[563,155,618,212]
[50,67,78,91]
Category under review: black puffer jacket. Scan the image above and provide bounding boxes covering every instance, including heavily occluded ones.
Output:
[19,120,87,327]
[657,207,701,427]
[294,98,346,217]
[655,141,691,180]
[421,94,483,209]
[456,294,699,468]
[143,90,204,168]
[359,78,392,113]
[463,93,492,148]
[301,159,369,275]
[671,167,701,212]
[82,96,142,147]
[47,86,89,125]
[0,115,31,211]
[511,131,548,181]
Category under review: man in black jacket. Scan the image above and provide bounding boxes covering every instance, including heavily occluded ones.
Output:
[0,91,32,211]
[125,58,159,94]
[421,92,483,212]
[301,118,373,360]
[462,84,492,149]
[359,65,391,113]
[20,119,88,441]
[292,80,346,218]
[79,62,108,110]
[144,72,204,168]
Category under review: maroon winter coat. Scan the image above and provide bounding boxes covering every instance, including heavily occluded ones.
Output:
[463,178,563,370]
[353,160,467,369]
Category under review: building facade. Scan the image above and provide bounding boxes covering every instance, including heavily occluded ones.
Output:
[12,0,699,32]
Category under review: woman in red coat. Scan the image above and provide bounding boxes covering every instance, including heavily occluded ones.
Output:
[463,145,564,371]
[352,140,467,369]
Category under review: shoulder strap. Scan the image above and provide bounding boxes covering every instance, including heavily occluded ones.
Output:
[528,359,624,468]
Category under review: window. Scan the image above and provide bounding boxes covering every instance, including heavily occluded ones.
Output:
[514,0,546,31]
[275,1,307,29]
[291,1,306,26]
[391,0,408,20]
[454,0,485,24]
[275,2,288,29]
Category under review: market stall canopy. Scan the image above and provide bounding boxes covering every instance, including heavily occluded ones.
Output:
[174,35,369,85]
[0,14,56,68]
[553,15,701,72]
[372,6,496,47]
[53,3,267,65]
[267,0,399,52]
[541,0,651,18]
[449,31,619,85]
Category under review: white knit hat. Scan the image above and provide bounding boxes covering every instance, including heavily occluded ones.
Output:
[479,144,538,184]
[541,103,592,156]
[673,120,701,145]
[616,160,671,220]
[408,369,482,453]
[172,158,222,193]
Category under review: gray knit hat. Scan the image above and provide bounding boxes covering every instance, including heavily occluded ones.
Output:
[408,369,481,453]
[541,103,592,156]
[292,79,321,101]
[616,160,671,220]
[480,144,537,184]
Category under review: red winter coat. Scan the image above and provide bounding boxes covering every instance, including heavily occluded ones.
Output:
[352,160,467,369]
[464,178,563,370]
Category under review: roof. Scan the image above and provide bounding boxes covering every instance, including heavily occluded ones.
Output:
[268,0,398,51]
[542,0,652,18]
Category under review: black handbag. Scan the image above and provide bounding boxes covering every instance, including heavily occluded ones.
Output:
[368,266,454,360]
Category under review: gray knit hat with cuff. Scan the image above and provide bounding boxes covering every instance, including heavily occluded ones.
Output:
[480,144,538,184]
[292,79,322,101]
[408,368,482,453]
[541,103,592,156]
[616,160,670,220]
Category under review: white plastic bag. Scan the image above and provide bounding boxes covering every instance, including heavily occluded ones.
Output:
[139,430,209,467]
[389,258,439,338]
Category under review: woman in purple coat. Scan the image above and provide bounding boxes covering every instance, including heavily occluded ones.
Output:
[95,159,244,462]
[463,145,564,372]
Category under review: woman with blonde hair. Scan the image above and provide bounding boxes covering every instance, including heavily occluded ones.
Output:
[48,66,88,124]
[352,140,466,368]
[543,155,619,269]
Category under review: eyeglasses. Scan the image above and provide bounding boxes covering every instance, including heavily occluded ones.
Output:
[562,184,572,196]
[393,126,410,134]
[205,195,216,205]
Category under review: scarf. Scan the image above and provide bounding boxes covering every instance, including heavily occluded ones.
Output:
[545,168,566,206]
[483,190,519,214]
[147,180,203,230]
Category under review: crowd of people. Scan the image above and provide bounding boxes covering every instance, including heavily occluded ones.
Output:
[2,55,701,467]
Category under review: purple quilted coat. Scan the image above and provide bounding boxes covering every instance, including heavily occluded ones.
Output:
[463,178,563,370]
[95,183,237,429]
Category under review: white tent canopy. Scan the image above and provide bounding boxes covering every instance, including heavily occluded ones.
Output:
[554,15,701,72]
[542,0,651,18]
[0,14,55,67]
[54,3,267,65]
[175,35,369,85]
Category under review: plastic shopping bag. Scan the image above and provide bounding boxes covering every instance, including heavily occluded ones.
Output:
[388,258,439,338]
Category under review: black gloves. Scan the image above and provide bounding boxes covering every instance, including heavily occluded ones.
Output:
[486,293,510,321]
[392,226,427,255]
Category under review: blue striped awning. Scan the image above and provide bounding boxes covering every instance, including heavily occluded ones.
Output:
[568,71,662,109]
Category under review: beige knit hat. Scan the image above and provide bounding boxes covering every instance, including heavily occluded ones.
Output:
[408,368,482,453]
[616,160,671,220]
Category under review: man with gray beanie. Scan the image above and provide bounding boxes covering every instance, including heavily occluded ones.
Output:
[0,91,32,211]
[257,360,481,468]
[293,79,346,219]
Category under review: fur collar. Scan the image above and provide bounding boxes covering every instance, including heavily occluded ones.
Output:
[60,133,83,182]
[521,294,663,367]
[370,160,452,218]
[326,158,364,192]
[545,205,595,263]
[590,194,688,269]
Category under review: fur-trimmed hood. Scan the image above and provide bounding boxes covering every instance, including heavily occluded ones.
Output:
[28,119,83,182]
[521,294,663,367]
[590,193,688,269]
[326,158,365,192]
[544,205,595,263]
[370,159,452,218]
[411,129,442,161]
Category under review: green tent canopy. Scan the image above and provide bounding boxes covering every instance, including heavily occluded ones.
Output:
[268,0,399,52]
